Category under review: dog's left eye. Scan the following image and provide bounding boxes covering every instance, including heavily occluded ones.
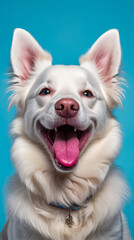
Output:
[39,88,51,96]
[83,90,94,98]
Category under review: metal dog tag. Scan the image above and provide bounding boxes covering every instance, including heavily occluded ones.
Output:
[66,210,73,227]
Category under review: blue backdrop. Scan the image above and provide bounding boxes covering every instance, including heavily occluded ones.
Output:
[0,0,134,237]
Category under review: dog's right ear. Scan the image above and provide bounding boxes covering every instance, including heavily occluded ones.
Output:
[9,29,52,110]
[11,28,52,81]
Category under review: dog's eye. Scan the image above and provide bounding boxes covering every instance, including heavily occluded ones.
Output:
[83,90,94,98]
[39,88,51,96]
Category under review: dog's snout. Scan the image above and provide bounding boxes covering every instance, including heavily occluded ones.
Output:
[55,98,79,118]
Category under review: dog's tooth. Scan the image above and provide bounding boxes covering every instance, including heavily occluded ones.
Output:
[74,127,77,132]
[55,128,57,133]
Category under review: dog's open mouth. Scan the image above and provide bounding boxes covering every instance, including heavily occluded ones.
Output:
[37,121,91,171]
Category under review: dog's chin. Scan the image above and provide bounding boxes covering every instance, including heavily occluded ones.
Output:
[36,120,92,173]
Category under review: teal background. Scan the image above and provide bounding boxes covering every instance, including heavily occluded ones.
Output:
[0,0,134,237]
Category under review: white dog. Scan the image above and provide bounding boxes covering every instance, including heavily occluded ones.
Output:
[1,29,132,240]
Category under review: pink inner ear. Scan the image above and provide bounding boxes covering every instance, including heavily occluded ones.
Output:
[95,49,112,82]
[21,47,37,80]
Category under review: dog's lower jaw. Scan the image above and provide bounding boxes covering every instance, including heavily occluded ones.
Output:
[11,117,122,197]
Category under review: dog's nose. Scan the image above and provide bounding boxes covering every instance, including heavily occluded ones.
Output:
[55,98,79,118]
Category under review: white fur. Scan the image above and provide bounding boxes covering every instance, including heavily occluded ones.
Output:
[1,29,132,240]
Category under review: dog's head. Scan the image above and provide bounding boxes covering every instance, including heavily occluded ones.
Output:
[9,29,122,173]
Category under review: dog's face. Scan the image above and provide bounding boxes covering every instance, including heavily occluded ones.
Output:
[24,65,107,172]
[10,29,122,173]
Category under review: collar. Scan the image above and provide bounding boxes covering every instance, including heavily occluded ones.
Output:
[50,195,91,210]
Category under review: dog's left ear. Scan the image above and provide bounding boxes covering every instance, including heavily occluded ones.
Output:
[79,30,123,109]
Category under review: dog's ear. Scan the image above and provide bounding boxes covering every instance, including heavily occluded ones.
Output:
[11,28,52,81]
[79,30,123,109]
[9,29,52,110]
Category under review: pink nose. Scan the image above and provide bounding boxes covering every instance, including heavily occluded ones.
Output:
[55,98,79,118]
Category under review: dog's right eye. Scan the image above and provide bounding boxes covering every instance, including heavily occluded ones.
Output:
[39,88,51,96]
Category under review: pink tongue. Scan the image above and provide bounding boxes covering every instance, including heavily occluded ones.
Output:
[53,130,80,167]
